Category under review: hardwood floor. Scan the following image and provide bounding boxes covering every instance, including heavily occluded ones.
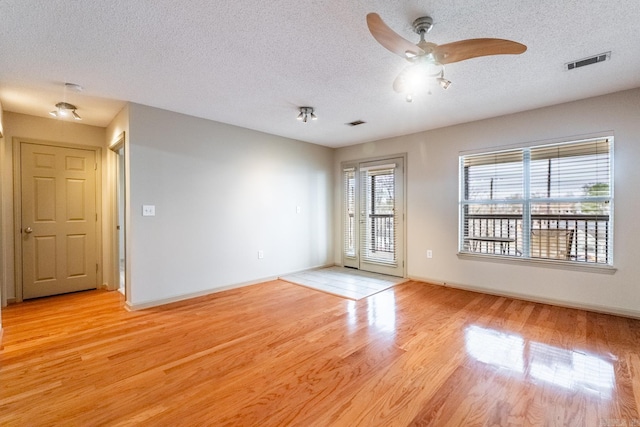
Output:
[1,280,639,426]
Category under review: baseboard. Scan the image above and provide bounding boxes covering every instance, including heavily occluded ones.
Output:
[124,264,335,311]
[125,277,273,311]
[408,275,640,320]
[277,263,336,277]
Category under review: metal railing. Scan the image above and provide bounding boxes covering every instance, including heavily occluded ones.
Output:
[370,214,394,253]
[463,214,611,264]
[345,213,395,259]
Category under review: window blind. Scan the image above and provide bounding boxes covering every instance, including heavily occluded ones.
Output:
[360,166,396,265]
[343,168,356,258]
[460,137,613,264]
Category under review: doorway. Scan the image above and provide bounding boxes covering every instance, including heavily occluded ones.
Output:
[14,140,101,300]
[110,134,126,295]
[342,156,405,277]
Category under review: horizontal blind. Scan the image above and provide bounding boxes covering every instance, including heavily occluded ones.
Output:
[343,168,356,258]
[361,166,396,265]
[529,138,611,263]
[529,139,611,200]
[460,137,613,264]
[463,149,524,203]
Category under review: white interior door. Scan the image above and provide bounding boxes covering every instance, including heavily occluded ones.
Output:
[342,157,405,277]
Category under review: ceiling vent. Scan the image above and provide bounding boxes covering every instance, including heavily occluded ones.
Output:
[565,52,610,71]
[347,120,366,126]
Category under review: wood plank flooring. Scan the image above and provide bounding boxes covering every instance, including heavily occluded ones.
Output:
[1,280,639,426]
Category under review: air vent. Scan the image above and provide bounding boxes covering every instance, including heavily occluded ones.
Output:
[347,120,366,126]
[565,52,610,70]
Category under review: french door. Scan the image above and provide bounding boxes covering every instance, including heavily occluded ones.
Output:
[342,157,405,277]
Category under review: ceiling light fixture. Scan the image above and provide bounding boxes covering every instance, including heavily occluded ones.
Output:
[49,102,82,120]
[64,82,84,92]
[396,62,451,102]
[297,107,317,123]
[437,71,451,90]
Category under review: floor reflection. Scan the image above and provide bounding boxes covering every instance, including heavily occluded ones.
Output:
[345,292,397,334]
[367,292,396,332]
[529,342,615,395]
[465,325,525,373]
[465,325,615,395]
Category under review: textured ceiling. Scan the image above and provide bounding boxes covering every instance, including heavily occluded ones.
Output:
[1,1,640,148]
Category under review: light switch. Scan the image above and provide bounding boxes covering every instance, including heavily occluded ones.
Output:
[142,205,156,216]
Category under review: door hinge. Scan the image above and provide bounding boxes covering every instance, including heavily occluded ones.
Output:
[96,213,98,221]
[96,263,99,272]
[95,163,97,170]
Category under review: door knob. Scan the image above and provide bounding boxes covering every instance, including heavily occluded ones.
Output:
[24,227,33,234]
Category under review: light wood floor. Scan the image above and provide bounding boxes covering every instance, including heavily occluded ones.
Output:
[1,280,639,426]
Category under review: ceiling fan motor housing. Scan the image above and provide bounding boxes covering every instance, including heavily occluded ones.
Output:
[412,16,433,35]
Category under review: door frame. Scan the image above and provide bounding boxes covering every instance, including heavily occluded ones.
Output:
[341,153,407,277]
[12,138,103,302]
[108,132,127,298]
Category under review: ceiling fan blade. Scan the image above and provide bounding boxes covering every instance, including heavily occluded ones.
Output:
[433,38,527,64]
[366,13,424,58]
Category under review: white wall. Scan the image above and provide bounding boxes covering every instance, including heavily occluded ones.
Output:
[0,112,106,302]
[334,88,640,317]
[125,104,333,307]
[0,100,3,327]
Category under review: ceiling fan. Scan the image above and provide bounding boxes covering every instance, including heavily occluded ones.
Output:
[366,13,527,101]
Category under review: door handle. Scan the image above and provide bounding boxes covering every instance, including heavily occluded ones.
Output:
[24,227,33,234]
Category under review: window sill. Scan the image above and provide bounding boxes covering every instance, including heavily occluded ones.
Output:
[457,252,617,274]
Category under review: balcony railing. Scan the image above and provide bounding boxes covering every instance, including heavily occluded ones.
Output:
[346,213,395,254]
[370,214,394,253]
[463,214,610,264]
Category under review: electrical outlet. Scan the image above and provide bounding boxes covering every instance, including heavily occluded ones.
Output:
[258,250,264,259]
[427,250,433,259]
[142,205,155,216]
[296,206,301,214]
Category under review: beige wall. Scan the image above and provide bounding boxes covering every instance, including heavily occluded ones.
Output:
[0,105,334,310]
[124,103,334,308]
[0,100,3,326]
[0,112,107,302]
[334,88,640,317]
[3,88,638,318]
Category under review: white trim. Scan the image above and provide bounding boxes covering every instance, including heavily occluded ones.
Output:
[359,163,396,172]
[109,132,126,295]
[277,263,336,277]
[458,130,614,157]
[457,252,616,273]
[125,280,266,311]
[408,275,639,320]
[125,264,335,311]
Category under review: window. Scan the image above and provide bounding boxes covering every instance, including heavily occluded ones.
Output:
[343,167,356,258]
[459,137,613,265]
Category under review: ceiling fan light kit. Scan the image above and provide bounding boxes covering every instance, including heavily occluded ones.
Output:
[366,12,526,101]
[49,102,82,120]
